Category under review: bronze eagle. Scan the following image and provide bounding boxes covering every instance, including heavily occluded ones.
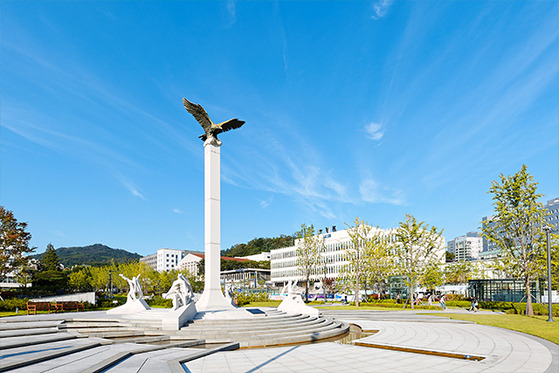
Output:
[182,98,245,142]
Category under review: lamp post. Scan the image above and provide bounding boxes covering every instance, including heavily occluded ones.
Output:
[543,226,554,322]
[109,270,112,299]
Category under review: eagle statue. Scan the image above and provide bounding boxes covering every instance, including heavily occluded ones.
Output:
[183,98,245,143]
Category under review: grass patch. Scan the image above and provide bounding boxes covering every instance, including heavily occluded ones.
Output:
[425,313,559,345]
[0,311,23,317]
[240,301,282,308]
[320,304,453,311]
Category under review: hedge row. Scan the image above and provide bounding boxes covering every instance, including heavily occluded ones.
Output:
[478,301,559,317]
[0,298,28,312]
[235,292,268,306]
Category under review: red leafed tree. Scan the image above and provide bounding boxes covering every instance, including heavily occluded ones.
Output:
[0,206,35,278]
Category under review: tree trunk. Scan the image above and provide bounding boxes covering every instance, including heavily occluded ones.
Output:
[410,284,414,309]
[525,278,533,316]
[355,274,360,307]
[305,276,309,303]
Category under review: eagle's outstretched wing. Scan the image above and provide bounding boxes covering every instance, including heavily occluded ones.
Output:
[183,98,213,133]
[218,119,245,133]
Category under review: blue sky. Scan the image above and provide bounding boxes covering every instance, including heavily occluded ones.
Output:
[1,1,558,256]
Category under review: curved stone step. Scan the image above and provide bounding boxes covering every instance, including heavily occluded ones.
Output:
[0,327,59,338]
[178,318,346,344]
[183,315,323,332]
[240,320,350,348]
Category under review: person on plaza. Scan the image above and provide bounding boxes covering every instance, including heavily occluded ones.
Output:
[469,296,479,312]
[440,294,447,310]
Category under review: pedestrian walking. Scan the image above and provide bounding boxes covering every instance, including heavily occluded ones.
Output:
[469,296,479,312]
[440,294,447,310]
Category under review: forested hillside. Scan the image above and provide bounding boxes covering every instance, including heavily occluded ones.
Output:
[221,235,293,257]
[32,244,141,267]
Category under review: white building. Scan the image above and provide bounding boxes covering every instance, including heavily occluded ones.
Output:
[140,248,203,272]
[480,196,558,259]
[236,252,270,261]
[177,253,251,277]
[177,253,204,275]
[270,225,446,287]
[545,197,559,232]
[447,232,483,261]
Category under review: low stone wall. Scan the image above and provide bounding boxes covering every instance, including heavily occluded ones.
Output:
[30,292,96,305]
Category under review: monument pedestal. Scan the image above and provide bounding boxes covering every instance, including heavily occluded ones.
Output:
[196,140,235,312]
[107,298,150,314]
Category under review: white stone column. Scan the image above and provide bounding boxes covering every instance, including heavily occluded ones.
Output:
[196,140,235,311]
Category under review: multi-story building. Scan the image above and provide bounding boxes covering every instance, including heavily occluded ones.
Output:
[447,232,483,261]
[140,248,203,272]
[480,196,558,259]
[545,197,559,232]
[177,253,251,277]
[270,225,446,287]
[479,216,501,259]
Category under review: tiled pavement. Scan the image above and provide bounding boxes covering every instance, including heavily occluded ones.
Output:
[1,310,557,372]
[183,312,558,373]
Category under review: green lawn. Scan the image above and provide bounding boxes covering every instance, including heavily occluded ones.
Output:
[320,304,434,311]
[241,300,282,307]
[425,313,559,345]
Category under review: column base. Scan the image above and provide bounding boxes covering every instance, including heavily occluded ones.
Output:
[195,288,236,311]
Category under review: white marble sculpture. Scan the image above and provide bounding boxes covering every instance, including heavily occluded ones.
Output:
[224,281,236,307]
[164,274,194,310]
[161,274,197,330]
[277,280,319,317]
[107,273,150,314]
[120,274,143,301]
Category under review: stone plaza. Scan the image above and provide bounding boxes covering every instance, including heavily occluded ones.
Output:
[0,307,557,372]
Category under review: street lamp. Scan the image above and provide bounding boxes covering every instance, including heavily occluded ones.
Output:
[543,226,554,322]
[109,270,112,299]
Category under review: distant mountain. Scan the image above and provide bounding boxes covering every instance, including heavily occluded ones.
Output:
[32,244,141,267]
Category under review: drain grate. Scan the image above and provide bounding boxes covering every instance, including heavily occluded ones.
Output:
[354,341,485,361]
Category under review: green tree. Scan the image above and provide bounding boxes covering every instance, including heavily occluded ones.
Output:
[482,165,550,316]
[341,218,394,306]
[32,270,69,292]
[40,244,61,271]
[445,251,455,262]
[444,260,475,284]
[0,206,35,278]
[393,214,444,309]
[422,263,444,291]
[295,224,320,302]
[69,268,91,292]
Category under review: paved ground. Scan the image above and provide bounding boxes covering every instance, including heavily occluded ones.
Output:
[183,310,558,373]
[1,309,557,372]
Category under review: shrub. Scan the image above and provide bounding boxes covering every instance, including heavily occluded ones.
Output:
[235,292,268,306]
[446,300,471,308]
[146,296,173,308]
[0,298,28,312]
[479,301,559,317]
[444,294,465,301]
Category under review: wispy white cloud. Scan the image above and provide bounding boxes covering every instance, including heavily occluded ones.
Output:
[371,0,393,20]
[360,178,405,205]
[364,122,385,141]
[226,1,237,26]
[259,197,273,209]
[173,208,183,214]
[114,173,146,200]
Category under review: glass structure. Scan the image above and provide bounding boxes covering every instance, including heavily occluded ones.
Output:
[468,278,545,302]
